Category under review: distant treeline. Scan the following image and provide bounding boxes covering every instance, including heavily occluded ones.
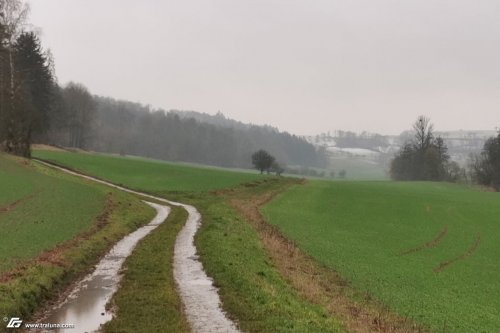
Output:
[45,93,328,169]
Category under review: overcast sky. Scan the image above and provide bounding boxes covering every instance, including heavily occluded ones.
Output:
[29,0,500,135]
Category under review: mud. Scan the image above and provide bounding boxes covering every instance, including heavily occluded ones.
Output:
[39,202,170,333]
[36,160,240,333]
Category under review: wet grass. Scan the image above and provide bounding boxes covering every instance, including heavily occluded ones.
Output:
[0,153,155,331]
[33,150,262,192]
[102,206,190,333]
[263,180,500,333]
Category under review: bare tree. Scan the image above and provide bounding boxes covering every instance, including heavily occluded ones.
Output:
[0,0,29,154]
[412,115,434,151]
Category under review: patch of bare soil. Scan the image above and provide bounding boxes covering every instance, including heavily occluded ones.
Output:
[400,226,448,256]
[229,183,428,333]
[433,235,481,273]
[0,191,40,213]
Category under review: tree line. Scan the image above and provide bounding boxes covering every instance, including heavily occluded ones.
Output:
[0,0,55,157]
[45,95,328,169]
[391,116,500,191]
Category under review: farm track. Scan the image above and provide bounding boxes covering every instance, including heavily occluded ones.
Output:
[434,234,481,273]
[40,202,171,333]
[400,226,448,255]
[35,160,240,333]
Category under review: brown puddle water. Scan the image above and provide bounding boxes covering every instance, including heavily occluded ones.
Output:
[39,202,170,333]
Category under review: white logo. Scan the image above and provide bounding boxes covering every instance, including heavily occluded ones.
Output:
[6,317,22,328]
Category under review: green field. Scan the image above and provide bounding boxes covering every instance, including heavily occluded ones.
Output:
[262,180,500,333]
[37,150,348,332]
[33,150,262,192]
[329,156,389,180]
[0,153,105,273]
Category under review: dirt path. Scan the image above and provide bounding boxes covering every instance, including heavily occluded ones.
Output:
[40,202,170,333]
[36,160,240,333]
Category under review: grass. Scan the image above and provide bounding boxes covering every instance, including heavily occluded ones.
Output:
[0,153,105,274]
[194,184,346,333]
[102,206,190,333]
[329,156,389,180]
[0,153,155,330]
[33,150,262,192]
[262,180,500,333]
[39,151,348,333]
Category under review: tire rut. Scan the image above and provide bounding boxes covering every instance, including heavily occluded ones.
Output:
[35,159,240,333]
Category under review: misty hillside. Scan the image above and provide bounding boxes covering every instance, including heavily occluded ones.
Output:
[47,95,328,169]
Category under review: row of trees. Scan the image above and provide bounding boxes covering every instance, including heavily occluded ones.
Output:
[43,95,328,169]
[0,0,55,157]
[390,116,500,191]
[390,116,458,181]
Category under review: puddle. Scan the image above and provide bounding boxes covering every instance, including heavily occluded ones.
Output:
[173,204,240,333]
[39,202,169,333]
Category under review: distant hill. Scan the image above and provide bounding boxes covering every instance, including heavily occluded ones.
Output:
[48,96,328,169]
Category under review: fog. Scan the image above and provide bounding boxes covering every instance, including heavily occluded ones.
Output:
[30,0,500,135]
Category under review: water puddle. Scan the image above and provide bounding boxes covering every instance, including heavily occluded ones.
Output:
[39,202,169,333]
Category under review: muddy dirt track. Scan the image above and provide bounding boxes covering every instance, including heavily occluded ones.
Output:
[36,160,240,333]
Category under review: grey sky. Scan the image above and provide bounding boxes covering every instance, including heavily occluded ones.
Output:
[29,0,500,135]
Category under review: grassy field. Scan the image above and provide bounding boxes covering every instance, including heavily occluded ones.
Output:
[262,180,500,333]
[33,150,262,192]
[0,153,105,274]
[0,153,154,328]
[329,156,389,180]
[38,151,349,332]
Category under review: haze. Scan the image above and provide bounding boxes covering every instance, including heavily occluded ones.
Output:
[29,0,500,135]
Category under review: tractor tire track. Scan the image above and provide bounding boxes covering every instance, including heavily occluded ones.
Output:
[0,191,40,213]
[35,160,240,333]
[433,234,481,273]
[400,226,448,255]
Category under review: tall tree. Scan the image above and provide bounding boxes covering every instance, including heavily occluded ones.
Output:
[0,0,29,155]
[390,116,452,181]
[11,31,54,156]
